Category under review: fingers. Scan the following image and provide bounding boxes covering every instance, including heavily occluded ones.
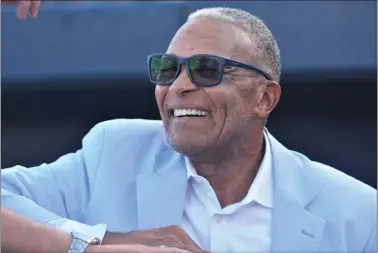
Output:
[164,226,205,252]
[88,244,192,253]
[29,0,40,19]
[14,1,40,20]
[154,246,191,253]
[15,1,31,19]
[167,243,207,253]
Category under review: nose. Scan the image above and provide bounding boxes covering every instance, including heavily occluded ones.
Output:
[169,65,198,96]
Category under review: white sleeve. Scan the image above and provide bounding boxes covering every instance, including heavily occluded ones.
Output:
[47,218,107,243]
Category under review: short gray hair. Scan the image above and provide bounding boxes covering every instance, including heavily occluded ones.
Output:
[188,7,281,82]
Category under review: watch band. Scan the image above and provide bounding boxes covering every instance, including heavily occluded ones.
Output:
[68,231,100,253]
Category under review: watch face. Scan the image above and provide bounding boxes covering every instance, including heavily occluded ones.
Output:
[91,238,101,245]
[72,231,100,245]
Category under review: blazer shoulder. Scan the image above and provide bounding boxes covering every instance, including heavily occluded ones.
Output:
[292,151,376,199]
[84,118,165,146]
[82,118,167,166]
[308,158,376,202]
[81,118,168,178]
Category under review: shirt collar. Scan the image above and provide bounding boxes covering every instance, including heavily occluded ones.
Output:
[185,130,273,208]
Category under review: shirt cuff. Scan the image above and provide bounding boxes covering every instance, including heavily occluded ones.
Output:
[46,218,107,243]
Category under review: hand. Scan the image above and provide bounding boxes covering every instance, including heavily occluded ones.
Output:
[1,0,41,19]
[86,244,191,253]
[103,226,207,252]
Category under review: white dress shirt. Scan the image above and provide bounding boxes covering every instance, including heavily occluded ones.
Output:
[180,132,274,253]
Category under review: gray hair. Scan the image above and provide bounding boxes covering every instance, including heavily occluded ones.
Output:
[188,7,281,82]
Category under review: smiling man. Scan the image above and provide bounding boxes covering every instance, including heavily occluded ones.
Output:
[2,7,376,253]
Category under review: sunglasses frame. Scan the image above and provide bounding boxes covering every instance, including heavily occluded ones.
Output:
[147,53,271,87]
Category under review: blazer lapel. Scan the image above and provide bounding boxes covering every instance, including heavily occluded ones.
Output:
[267,131,326,252]
[136,145,187,230]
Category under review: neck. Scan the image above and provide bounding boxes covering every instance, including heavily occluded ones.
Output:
[189,129,265,208]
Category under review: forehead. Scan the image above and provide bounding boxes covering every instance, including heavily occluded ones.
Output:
[167,18,253,62]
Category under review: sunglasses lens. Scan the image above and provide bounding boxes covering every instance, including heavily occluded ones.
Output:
[149,55,178,85]
[188,56,221,85]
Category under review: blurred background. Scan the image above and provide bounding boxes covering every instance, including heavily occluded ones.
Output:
[2,1,377,188]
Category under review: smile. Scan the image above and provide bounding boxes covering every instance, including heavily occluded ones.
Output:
[173,108,209,117]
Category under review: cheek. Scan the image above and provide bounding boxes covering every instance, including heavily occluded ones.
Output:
[155,86,169,117]
[218,86,255,127]
[204,88,225,117]
[208,87,239,118]
[206,88,239,132]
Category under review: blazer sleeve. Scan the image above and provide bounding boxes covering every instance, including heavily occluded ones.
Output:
[1,122,107,239]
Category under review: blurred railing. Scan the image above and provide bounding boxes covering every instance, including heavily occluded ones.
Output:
[2,1,376,188]
[2,1,376,85]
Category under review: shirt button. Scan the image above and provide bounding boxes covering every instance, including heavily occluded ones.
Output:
[215,215,223,224]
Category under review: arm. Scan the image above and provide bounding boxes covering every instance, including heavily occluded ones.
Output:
[2,207,71,253]
[2,122,107,241]
[1,208,189,253]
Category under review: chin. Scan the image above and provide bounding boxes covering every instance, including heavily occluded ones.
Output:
[167,134,209,156]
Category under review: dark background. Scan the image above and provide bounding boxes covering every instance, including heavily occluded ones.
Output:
[2,1,377,188]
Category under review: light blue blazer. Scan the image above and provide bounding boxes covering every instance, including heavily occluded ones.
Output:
[2,119,376,252]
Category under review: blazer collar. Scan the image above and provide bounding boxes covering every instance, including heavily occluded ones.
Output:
[266,129,319,207]
[266,130,325,252]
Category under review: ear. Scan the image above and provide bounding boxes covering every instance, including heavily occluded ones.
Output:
[254,81,281,118]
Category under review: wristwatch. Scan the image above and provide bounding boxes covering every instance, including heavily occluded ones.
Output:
[68,231,100,253]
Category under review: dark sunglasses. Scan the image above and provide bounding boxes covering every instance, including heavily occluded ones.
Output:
[147,53,271,87]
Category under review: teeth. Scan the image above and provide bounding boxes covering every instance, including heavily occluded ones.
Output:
[173,109,208,117]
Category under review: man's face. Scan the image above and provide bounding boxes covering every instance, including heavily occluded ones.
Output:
[155,18,275,156]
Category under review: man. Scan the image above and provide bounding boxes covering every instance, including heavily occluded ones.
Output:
[2,5,376,253]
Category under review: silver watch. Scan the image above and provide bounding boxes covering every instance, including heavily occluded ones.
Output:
[68,231,100,253]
